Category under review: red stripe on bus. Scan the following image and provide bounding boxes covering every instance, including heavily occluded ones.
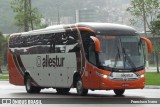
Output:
[8,49,24,85]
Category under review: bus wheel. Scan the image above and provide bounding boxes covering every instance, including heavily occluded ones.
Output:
[25,75,41,93]
[76,79,88,96]
[113,89,125,96]
[56,88,70,94]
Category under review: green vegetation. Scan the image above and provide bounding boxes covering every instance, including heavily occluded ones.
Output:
[127,0,160,73]
[0,72,9,80]
[0,32,8,73]
[0,75,9,80]
[11,0,46,31]
[127,0,160,31]
[0,0,130,34]
[0,72,8,74]
[146,72,160,85]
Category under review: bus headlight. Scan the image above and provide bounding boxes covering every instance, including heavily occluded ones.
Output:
[140,74,144,78]
[96,72,108,78]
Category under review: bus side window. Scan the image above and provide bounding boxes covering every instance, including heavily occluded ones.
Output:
[50,33,65,53]
[66,30,80,52]
[49,33,55,53]
[81,30,94,60]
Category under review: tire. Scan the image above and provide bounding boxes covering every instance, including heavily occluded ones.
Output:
[76,79,88,96]
[25,75,41,93]
[56,88,70,94]
[113,89,125,96]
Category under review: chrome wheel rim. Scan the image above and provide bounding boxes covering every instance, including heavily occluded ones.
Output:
[77,80,82,94]
[26,78,31,91]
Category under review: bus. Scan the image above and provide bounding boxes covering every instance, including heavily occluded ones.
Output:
[8,23,152,96]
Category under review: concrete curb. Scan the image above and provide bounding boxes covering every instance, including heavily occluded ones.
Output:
[0,74,9,76]
[0,79,9,81]
[145,85,160,89]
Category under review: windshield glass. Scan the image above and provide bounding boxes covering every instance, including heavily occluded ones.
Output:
[97,35,144,70]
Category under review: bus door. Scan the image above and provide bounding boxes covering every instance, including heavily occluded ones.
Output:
[86,63,98,89]
[79,28,99,89]
[87,40,99,89]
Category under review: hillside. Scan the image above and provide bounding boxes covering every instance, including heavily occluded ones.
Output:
[0,0,132,34]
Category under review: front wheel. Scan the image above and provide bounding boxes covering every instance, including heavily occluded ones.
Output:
[76,79,88,96]
[113,89,125,96]
[25,75,41,93]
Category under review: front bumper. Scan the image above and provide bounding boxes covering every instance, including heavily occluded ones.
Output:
[99,77,145,90]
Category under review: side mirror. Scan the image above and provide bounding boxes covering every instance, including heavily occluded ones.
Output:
[140,37,152,53]
[90,36,101,52]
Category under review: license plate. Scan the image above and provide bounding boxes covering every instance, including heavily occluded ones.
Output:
[120,73,134,78]
[112,72,137,79]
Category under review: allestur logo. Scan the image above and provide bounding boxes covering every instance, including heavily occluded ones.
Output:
[36,56,41,67]
[36,55,65,68]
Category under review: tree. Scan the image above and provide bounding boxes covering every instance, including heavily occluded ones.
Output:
[127,0,160,31]
[11,0,46,32]
[0,32,8,73]
[151,17,160,73]
[151,14,160,35]
[127,0,160,73]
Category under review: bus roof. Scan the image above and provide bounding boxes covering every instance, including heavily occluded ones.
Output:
[11,22,138,37]
[76,22,138,36]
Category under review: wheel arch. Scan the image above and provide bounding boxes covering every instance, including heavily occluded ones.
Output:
[73,72,81,87]
[24,72,30,84]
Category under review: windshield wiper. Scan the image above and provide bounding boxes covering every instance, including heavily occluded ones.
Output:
[114,46,121,68]
[122,47,136,69]
[138,40,142,55]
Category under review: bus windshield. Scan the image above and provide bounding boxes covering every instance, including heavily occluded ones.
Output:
[97,35,144,71]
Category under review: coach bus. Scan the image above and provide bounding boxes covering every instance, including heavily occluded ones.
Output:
[8,23,152,96]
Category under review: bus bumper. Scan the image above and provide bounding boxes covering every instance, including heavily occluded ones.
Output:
[99,77,145,90]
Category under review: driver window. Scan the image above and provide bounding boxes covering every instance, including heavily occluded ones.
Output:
[89,40,96,65]
[80,30,96,65]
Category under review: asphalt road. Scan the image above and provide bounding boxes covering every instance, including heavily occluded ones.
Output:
[0,81,160,106]
[0,81,160,98]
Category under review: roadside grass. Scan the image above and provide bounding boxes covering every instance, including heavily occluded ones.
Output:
[145,72,160,86]
[0,76,9,80]
[0,72,8,74]
[0,72,160,86]
[0,72,9,80]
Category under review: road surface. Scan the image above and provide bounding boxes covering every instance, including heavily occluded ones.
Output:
[0,81,160,107]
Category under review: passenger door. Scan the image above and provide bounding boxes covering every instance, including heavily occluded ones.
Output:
[87,44,99,88]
